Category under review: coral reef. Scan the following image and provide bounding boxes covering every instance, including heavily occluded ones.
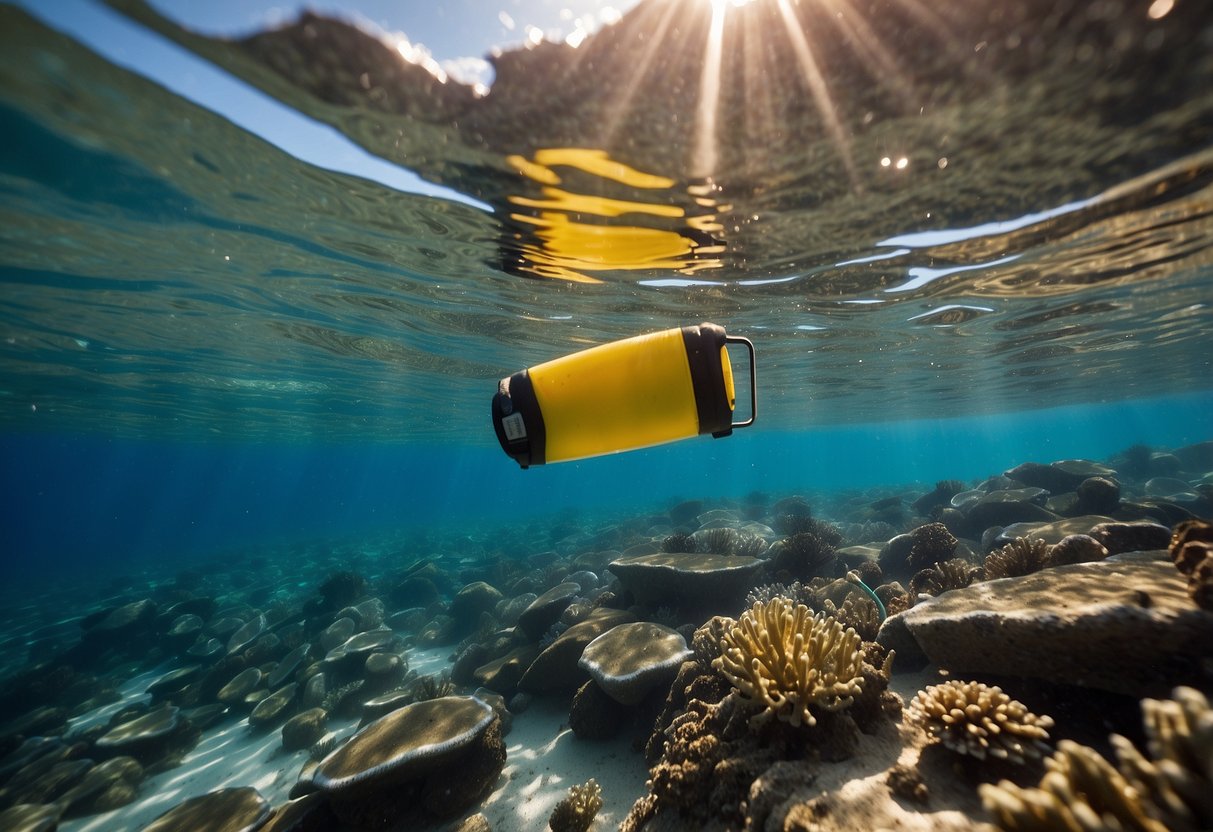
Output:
[908,558,981,600]
[713,598,866,728]
[698,527,741,555]
[1170,519,1213,610]
[983,537,1051,579]
[983,739,1163,831]
[624,622,898,832]
[690,616,733,669]
[906,523,959,571]
[661,532,696,554]
[410,672,454,702]
[909,680,1054,764]
[548,778,603,832]
[981,687,1213,832]
[744,580,827,612]
[771,527,843,580]
[1113,687,1213,832]
[820,595,882,642]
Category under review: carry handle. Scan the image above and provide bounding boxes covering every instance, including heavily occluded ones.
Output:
[725,335,756,429]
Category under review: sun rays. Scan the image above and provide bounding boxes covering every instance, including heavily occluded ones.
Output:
[500,0,955,281]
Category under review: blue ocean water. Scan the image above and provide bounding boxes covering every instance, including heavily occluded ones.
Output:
[5,390,1210,584]
[0,2,1211,829]
[1,0,1211,576]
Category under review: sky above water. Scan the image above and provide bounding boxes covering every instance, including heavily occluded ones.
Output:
[12,0,639,206]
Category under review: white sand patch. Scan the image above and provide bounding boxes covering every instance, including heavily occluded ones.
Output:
[65,665,163,738]
[467,696,650,832]
[60,714,315,832]
[58,644,649,832]
[408,643,455,677]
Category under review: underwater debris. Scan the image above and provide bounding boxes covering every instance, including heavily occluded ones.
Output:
[910,680,1054,764]
[713,597,865,728]
[980,686,1213,832]
[984,537,1051,579]
[548,778,603,832]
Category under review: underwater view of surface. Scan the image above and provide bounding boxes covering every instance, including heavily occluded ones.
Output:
[1,0,1212,830]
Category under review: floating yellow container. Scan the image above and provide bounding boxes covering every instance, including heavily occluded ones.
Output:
[492,323,755,468]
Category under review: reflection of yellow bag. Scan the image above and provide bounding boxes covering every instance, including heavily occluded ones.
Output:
[492,323,756,468]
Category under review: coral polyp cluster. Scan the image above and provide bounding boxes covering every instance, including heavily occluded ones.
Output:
[909,680,1054,764]
[712,597,865,728]
[548,778,603,832]
[983,537,1051,579]
[981,686,1213,832]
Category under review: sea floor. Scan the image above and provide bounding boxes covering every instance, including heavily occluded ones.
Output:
[1,440,1210,831]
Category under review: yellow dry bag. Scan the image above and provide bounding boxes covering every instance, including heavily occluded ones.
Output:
[491,322,756,468]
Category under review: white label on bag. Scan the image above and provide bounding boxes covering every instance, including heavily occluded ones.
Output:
[502,412,527,441]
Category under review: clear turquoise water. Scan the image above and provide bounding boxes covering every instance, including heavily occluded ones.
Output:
[2,0,1211,583]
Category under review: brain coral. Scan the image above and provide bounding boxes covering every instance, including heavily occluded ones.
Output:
[713,597,865,728]
[910,680,1054,764]
[981,686,1213,832]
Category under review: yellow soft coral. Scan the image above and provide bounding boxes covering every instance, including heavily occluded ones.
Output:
[981,687,1213,832]
[713,597,865,728]
[910,680,1054,764]
[981,740,1168,832]
[548,778,603,832]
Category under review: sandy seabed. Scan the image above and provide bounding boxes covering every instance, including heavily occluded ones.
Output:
[58,651,980,832]
[57,646,655,832]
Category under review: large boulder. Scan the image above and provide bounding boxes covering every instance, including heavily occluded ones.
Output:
[578,622,693,705]
[607,553,764,607]
[312,695,504,827]
[518,608,636,694]
[877,553,1213,697]
[515,582,581,640]
[1004,460,1116,493]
